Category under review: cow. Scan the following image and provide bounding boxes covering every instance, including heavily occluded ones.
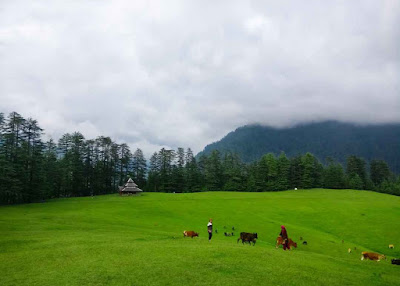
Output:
[348,248,352,253]
[361,252,386,261]
[391,259,400,265]
[303,241,308,245]
[276,236,297,249]
[224,232,234,237]
[389,244,394,249]
[237,232,258,246]
[183,230,199,238]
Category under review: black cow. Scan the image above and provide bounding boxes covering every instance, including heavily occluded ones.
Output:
[303,241,307,245]
[392,259,400,265]
[237,232,258,246]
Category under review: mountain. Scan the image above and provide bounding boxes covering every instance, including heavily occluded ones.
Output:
[197,121,400,173]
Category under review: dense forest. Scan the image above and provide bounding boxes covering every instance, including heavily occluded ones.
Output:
[1,112,400,205]
[198,121,400,173]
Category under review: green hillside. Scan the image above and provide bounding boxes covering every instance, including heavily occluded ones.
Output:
[1,190,399,285]
[198,121,400,173]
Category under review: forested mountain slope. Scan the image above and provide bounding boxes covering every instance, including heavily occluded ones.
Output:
[198,121,400,173]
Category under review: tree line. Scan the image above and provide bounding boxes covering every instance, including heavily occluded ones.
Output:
[1,111,399,204]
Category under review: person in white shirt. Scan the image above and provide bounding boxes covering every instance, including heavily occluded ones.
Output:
[207,219,213,242]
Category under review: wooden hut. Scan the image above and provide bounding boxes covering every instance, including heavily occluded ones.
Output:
[119,178,143,196]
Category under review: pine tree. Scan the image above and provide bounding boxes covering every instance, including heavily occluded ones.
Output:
[264,153,278,191]
[184,148,201,192]
[132,148,147,188]
[204,150,223,191]
[118,143,131,186]
[2,112,27,202]
[22,118,45,201]
[173,147,185,192]
[346,155,367,189]
[158,148,175,192]
[197,154,207,190]
[289,156,303,189]
[246,171,257,192]
[254,158,268,192]
[349,174,363,190]
[83,139,96,195]
[147,152,160,192]
[323,158,346,189]
[301,153,315,189]
[222,152,245,192]
[43,139,60,199]
[370,159,391,186]
[277,152,290,191]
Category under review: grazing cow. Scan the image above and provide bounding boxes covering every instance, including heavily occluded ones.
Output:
[361,252,386,261]
[391,259,400,265]
[276,237,297,249]
[389,244,394,249]
[224,232,234,237]
[237,232,258,246]
[183,230,199,238]
[303,241,307,245]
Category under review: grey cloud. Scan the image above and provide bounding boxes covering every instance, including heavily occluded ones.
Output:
[0,0,399,158]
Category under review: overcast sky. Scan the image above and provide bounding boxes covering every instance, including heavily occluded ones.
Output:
[1,1,399,157]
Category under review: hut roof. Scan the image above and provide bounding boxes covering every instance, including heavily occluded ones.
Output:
[125,178,138,188]
[120,178,143,193]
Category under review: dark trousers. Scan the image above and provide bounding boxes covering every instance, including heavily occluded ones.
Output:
[208,232,212,240]
[283,239,290,250]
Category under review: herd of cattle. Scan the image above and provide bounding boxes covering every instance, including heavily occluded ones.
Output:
[183,229,399,265]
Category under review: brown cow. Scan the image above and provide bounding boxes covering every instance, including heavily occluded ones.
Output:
[183,230,199,238]
[276,236,297,249]
[361,252,386,261]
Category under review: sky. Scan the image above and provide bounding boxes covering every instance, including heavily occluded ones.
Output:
[1,0,399,157]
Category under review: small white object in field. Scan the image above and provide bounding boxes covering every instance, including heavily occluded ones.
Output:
[294,187,298,190]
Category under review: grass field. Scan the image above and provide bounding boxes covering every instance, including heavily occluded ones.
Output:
[0,189,399,285]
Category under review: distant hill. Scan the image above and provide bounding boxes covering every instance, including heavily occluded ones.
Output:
[197,121,400,173]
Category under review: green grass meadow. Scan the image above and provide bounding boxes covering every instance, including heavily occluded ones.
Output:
[0,189,399,285]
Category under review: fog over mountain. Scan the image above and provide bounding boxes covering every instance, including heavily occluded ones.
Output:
[1,1,399,157]
[198,121,400,173]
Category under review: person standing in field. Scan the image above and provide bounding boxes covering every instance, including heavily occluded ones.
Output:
[207,219,213,242]
[279,225,290,250]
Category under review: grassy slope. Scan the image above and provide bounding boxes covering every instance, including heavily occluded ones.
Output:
[0,189,399,285]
